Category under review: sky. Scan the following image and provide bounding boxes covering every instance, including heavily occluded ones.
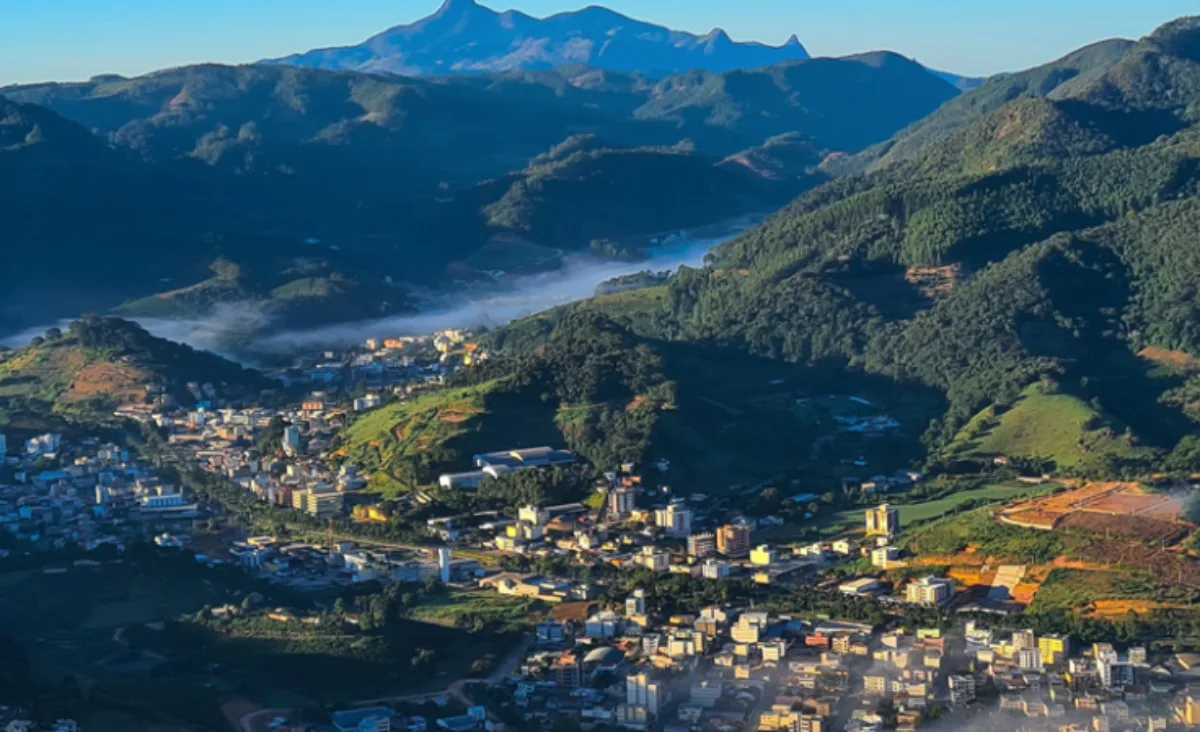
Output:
[1,0,1195,86]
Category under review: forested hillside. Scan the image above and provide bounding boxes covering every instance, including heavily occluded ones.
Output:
[492,16,1200,476]
[0,56,955,332]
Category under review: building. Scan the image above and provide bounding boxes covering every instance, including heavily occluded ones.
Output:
[1039,633,1069,666]
[609,486,637,517]
[436,547,452,584]
[636,546,669,572]
[716,524,752,556]
[626,589,647,618]
[1098,659,1135,690]
[438,471,487,491]
[0,433,6,456]
[1012,629,1037,651]
[552,653,583,688]
[701,559,730,580]
[283,424,303,456]
[473,447,575,470]
[949,675,976,705]
[750,544,777,566]
[293,488,344,518]
[518,505,550,527]
[687,532,716,558]
[654,499,693,539]
[839,577,884,596]
[1018,648,1043,671]
[870,545,900,568]
[690,681,723,708]
[905,576,953,606]
[626,673,662,716]
[353,394,383,412]
[865,503,900,539]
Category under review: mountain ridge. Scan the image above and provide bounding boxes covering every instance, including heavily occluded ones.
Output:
[261,0,815,77]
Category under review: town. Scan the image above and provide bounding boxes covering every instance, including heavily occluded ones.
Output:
[5,324,1200,732]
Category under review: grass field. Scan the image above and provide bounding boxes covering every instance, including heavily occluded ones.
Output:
[803,482,1057,538]
[407,589,546,632]
[942,382,1155,471]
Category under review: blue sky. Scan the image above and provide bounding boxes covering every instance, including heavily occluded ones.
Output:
[1,0,1195,85]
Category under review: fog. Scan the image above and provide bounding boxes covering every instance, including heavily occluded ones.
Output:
[258,233,732,353]
[1,226,746,358]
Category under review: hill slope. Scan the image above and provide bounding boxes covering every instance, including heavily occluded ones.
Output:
[0,58,956,333]
[0,317,270,431]
[493,15,1200,477]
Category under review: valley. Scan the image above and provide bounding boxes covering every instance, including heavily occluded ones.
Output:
[8,5,1200,732]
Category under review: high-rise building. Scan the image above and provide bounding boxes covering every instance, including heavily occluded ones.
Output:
[1017,648,1043,671]
[1038,634,1069,666]
[904,576,953,606]
[1098,658,1135,689]
[687,533,716,558]
[609,486,637,517]
[1012,629,1037,651]
[865,503,900,539]
[716,524,752,556]
[437,547,452,584]
[654,499,692,538]
[282,424,302,456]
[626,673,662,716]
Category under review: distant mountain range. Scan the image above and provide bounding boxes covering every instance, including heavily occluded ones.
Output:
[263,0,810,77]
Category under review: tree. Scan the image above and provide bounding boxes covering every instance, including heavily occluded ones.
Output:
[411,648,437,669]
[333,598,347,615]
[44,327,62,341]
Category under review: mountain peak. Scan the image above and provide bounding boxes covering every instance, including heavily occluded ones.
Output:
[436,0,479,12]
[263,0,815,76]
[785,34,802,48]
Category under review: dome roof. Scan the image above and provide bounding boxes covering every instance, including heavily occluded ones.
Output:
[583,646,624,666]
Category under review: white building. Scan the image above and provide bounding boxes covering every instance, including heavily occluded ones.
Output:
[905,576,953,606]
[654,499,692,539]
[626,673,662,716]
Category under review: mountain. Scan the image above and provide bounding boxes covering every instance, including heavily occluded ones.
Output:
[0,58,956,333]
[264,0,810,78]
[831,38,1137,175]
[0,316,270,433]
[492,16,1200,476]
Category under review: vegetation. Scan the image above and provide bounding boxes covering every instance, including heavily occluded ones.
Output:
[0,53,956,331]
[0,316,268,430]
[489,17,1200,482]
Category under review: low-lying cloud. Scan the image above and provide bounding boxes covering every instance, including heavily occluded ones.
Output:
[2,227,745,359]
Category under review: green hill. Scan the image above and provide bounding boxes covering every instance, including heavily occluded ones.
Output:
[0,316,269,432]
[940,382,1157,473]
[0,56,956,333]
[490,16,1200,478]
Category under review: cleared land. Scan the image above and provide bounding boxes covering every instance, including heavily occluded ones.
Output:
[1001,481,1189,542]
